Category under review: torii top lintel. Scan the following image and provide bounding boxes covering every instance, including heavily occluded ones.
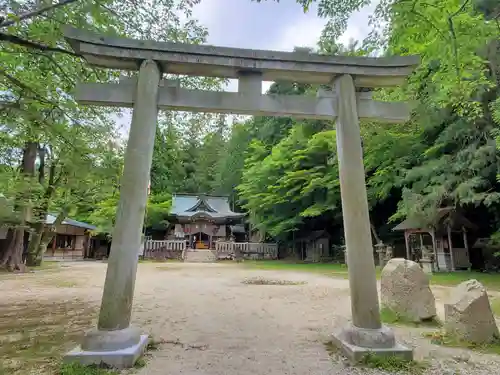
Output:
[64,26,419,88]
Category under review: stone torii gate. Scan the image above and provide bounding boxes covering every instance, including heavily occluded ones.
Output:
[63,26,418,367]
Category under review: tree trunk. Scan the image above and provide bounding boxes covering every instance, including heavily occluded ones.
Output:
[25,222,44,267]
[26,208,68,267]
[26,155,59,267]
[3,142,37,271]
[36,210,68,263]
[370,221,383,245]
[1,212,28,272]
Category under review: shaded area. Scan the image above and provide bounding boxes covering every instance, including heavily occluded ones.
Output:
[0,299,97,374]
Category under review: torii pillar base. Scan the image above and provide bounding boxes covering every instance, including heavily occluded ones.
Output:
[331,324,412,363]
[64,328,149,369]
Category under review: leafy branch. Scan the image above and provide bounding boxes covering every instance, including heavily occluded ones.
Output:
[0,0,80,28]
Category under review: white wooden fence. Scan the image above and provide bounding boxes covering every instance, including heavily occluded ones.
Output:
[215,242,278,259]
[143,240,186,259]
[142,240,278,260]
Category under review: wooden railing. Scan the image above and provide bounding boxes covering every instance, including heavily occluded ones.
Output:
[143,240,186,260]
[215,242,278,259]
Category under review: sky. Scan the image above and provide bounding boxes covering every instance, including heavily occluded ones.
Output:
[115,0,375,135]
[191,0,373,93]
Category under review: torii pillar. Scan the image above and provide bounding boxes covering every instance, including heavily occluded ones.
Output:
[331,74,412,360]
[64,60,160,367]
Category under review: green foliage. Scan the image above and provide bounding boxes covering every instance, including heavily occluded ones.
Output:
[380,306,440,327]
[87,194,120,235]
[59,363,118,375]
[238,0,500,245]
[146,192,172,230]
[212,122,252,203]
[424,330,500,354]
[238,125,340,236]
[0,0,219,257]
[2,0,500,263]
[359,353,427,375]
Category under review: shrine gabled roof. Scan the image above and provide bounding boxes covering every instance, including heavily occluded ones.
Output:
[46,213,97,230]
[392,208,476,231]
[170,194,245,219]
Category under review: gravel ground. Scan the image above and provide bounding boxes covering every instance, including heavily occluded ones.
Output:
[2,261,500,374]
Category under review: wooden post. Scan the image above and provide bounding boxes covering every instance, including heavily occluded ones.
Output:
[83,233,90,258]
[52,235,57,256]
[430,229,439,271]
[404,231,411,260]
[447,225,455,271]
[463,227,470,269]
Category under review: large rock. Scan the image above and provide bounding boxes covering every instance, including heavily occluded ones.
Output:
[381,258,436,322]
[444,279,499,344]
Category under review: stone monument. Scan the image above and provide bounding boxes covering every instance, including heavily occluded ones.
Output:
[444,279,499,344]
[381,258,437,323]
[62,26,419,366]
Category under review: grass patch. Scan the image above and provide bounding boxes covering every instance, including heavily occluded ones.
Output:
[134,357,147,368]
[380,307,440,328]
[489,297,500,317]
[0,261,61,279]
[243,260,352,278]
[59,363,118,375]
[0,300,97,375]
[324,341,426,374]
[243,261,500,290]
[139,258,181,264]
[37,277,80,288]
[359,352,427,375]
[146,337,165,351]
[241,277,306,286]
[155,265,183,271]
[131,336,165,370]
[35,260,61,271]
[53,280,79,288]
[429,272,500,291]
[324,341,339,356]
[424,330,500,354]
[56,337,164,374]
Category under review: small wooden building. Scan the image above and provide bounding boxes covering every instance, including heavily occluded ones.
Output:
[44,214,96,260]
[295,230,331,262]
[392,208,476,271]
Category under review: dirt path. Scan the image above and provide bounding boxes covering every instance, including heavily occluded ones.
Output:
[1,262,500,374]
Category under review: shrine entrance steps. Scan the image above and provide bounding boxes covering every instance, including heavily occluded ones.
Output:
[183,249,217,263]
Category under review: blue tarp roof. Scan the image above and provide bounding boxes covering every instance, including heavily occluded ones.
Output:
[46,213,97,231]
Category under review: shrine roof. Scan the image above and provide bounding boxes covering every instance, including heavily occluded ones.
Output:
[170,194,245,219]
[392,208,476,231]
[46,213,97,230]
